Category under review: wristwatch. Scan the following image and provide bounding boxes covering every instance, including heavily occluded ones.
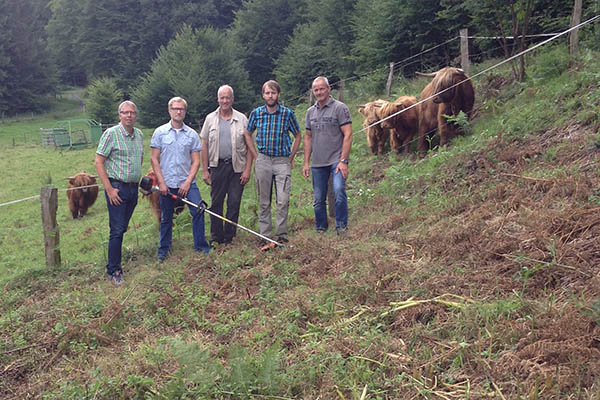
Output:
[340,158,349,165]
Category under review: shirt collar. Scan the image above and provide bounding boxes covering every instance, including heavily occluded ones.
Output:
[262,104,282,114]
[217,106,238,122]
[315,96,334,109]
[169,122,190,134]
[119,123,136,138]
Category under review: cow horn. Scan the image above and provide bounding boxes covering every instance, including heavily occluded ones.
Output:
[415,71,437,77]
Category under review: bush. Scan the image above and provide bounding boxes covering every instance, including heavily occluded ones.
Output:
[86,77,123,124]
[528,44,571,83]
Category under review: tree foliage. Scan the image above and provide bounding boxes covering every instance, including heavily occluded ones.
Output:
[45,0,245,89]
[231,0,307,93]
[86,77,123,124]
[132,25,253,128]
[1,0,592,114]
[0,0,55,116]
[275,0,357,101]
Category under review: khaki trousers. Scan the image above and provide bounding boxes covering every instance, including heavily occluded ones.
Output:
[254,153,291,240]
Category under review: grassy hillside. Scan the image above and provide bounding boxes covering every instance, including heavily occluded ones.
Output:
[2,45,600,399]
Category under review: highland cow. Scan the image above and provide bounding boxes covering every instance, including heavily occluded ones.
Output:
[143,168,185,229]
[66,172,99,219]
[379,96,419,154]
[417,67,475,154]
[359,99,390,155]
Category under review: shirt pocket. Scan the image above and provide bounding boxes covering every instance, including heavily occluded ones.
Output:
[162,133,175,146]
[233,126,246,152]
[180,134,195,153]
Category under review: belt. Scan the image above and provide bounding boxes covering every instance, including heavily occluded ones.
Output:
[109,178,138,186]
[219,158,232,164]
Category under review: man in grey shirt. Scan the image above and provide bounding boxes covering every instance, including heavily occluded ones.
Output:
[302,76,353,234]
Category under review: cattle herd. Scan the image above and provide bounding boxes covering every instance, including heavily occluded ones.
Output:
[64,67,474,219]
[359,66,475,155]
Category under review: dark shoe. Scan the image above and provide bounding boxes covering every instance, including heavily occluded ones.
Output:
[336,226,348,236]
[277,237,289,244]
[110,271,123,285]
[210,240,224,249]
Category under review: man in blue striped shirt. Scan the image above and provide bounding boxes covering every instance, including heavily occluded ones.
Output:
[244,80,301,245]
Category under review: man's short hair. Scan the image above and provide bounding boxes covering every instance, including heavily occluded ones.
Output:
[168,97,188,109]
[262,80,281,94]
[312,76,330,88]
[118,100,137,113]
[218,85,234,98]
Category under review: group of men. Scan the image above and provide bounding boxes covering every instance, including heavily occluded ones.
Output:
[94,77,353,285]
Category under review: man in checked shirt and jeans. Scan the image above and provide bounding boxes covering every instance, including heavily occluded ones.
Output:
[95,100,144,285]
[244,80,301,248]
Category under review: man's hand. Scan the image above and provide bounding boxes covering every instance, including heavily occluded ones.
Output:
[158,182,168,196]
[302,164,310,178]
[336,162,349,179]
[202,170,211,186]
[106,186,122,206]
[178,180,191,197]
[240,169,251,185]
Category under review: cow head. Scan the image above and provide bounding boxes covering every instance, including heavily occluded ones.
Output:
[431,67,466,104]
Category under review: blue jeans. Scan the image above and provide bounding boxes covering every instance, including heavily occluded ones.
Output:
[158,182,210,258]
[311,164,348,232]
[105,180,138,276]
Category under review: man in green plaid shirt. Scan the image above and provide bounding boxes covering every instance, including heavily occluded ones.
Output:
[94,100,144,285]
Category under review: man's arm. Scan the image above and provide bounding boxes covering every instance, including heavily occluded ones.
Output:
[302,129,312,178]
[240,145,254,186]
[335,124,353,179]
[179,151,201,197]
[150,147,168,195]
[289,131,302,167]
[244,129,258,161]
[94,154,121,205]
[201,143,211,186]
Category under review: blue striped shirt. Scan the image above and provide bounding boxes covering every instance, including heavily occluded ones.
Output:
[247,104,300,157]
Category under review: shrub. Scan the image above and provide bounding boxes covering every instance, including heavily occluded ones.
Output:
[86,77,123,124]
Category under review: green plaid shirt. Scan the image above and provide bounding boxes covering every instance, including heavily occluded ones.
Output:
[96,123,144,183]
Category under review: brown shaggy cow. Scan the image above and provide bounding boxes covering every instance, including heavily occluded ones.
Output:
[359,99,390,155]
[143,168,185,229]
[379,96,419,154]
[417,67,475,154]
[66,172,99,219]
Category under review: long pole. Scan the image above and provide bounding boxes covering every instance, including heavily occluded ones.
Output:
[173,195,281,247]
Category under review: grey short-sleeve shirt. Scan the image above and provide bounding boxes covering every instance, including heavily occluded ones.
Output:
[305,96,352,167]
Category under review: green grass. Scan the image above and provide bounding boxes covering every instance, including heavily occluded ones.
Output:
[3,46,600,399]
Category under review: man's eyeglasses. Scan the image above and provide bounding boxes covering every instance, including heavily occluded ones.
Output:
[120,111,137,115]
[170,107,186,112]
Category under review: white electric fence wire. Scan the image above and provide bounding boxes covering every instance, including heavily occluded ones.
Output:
[0,183,103,208]
[360,15,600,134]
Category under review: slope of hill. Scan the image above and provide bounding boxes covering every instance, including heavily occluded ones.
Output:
[2,46,600,399]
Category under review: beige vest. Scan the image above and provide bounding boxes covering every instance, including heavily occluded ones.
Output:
[200,107,249,173]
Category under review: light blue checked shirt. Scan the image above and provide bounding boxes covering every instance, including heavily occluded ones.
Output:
[150,122,201,188]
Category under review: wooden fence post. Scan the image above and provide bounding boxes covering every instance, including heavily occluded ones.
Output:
[385,62,395,97]
[309,88,314,104]
[569,0,582,55]
[338,80,345,102]
[460,28,470,76]
[41,186,61,266]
